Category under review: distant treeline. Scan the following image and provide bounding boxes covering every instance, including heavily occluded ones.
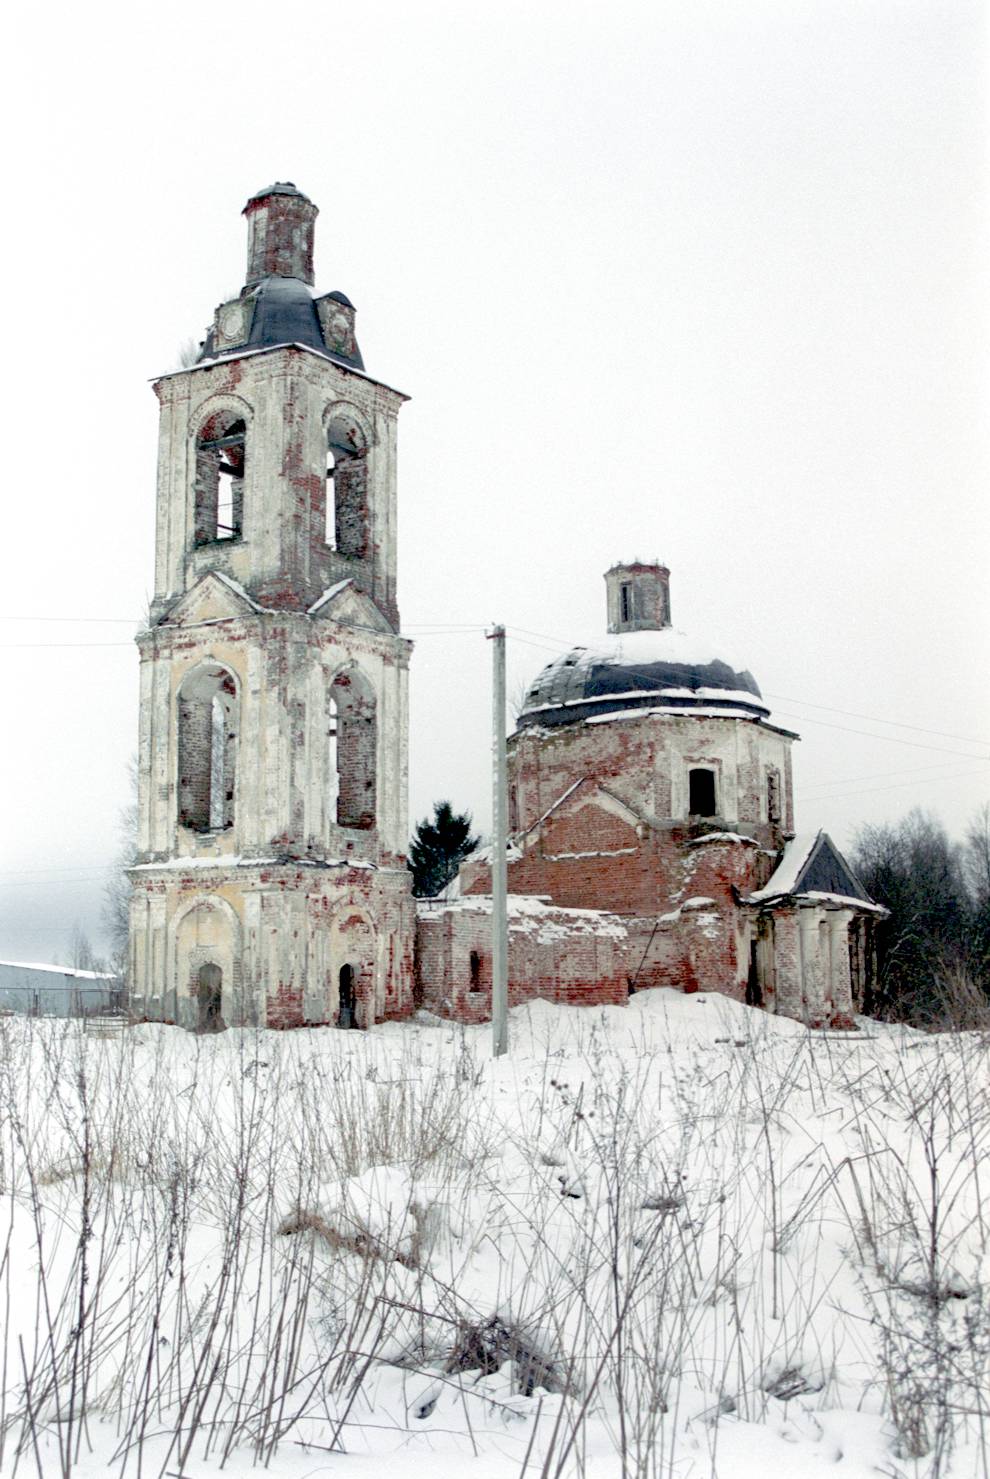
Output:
[852,804,990,1028]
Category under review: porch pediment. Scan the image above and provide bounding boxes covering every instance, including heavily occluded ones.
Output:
[308,579,392,633]
[156,571,262,628]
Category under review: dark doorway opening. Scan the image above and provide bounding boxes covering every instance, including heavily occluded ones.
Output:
[197,962,225,1032]
[338,964,356,1029]
[745,939,763,1008]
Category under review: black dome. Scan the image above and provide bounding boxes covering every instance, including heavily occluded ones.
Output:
[518,628,767,730]
[198,277,364,370]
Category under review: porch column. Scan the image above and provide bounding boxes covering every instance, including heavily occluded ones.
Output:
[828,909,855,1019]
[772,909,802,1020]
[798,907,827,1026]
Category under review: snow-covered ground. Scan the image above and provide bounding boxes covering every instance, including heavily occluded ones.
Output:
[1,992,988,1477]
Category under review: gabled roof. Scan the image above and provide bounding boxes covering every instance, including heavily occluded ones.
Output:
[747,830,883,911]
[151,571,266,629]
[307,579,395,634]
[514,777,649,847]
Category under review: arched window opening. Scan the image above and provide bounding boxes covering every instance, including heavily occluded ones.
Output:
[178,663,238,832]
[766,770,781,825]
[688,767,717,817]
[329,668,377,830]
[325,413,369,557]
[194,412,246,546]
[469,950,482,991]
[620,582,632,623]
[327,693,339,819]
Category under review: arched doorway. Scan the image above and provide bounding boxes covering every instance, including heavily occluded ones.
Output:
[197,962,225,1033]
[338,964,356,1029]
[745,938,763,1007]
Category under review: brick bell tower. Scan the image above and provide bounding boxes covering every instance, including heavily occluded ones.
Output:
[128,183,415,1031]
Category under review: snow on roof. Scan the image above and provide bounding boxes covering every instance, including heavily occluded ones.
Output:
[798,890,888,915]
[748,832,886,913]
[153,342,408,401]
[527,687,768,717]
[211,570,267,612]
[417,894,629,940]
[461,840,523,867]
[584,705,796,734]
[0,961,118,981]
[568,627,753,673]
[750,833,821,899]
[130,855,377,872]
[307,579,354,614]
[685,831,759,847]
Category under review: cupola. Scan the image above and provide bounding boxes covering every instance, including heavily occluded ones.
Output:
[243,181,318,286]
[518,562,769,730]
[605,561,671,633]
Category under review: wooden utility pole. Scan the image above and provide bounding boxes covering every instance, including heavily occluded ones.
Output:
[489,624,509,1056]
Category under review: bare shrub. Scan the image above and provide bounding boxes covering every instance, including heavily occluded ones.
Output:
[931,964,990,1033]
[445,1314,562,1395]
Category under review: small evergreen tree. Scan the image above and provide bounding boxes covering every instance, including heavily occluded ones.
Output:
[409,801,479,898]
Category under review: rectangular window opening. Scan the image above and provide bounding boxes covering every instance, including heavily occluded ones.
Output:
[689,768,717,817]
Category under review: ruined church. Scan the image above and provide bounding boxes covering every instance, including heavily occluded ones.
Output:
[128,183,882,1031]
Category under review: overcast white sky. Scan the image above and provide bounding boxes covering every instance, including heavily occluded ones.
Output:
[1,0,987,964]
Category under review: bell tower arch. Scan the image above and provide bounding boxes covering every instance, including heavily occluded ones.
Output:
[128,183,416,1029]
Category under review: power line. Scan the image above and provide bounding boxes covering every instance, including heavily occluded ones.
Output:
[0,616,141,624]
[506,625,990,748]
[1,625,489,649]
[3,619,986,762]
[0,875,110,888]
[506,631,989,762]
[796,767,990,805]
[771,711,988,760]
[506,627,982,763]
[764,693,988,748]
[509,625,574,647]
[0,863,118,877]
[0,641,134,649]
[0,613,490,632]
[799,758,990,794]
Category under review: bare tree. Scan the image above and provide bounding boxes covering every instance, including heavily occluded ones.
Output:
[852,808,970,1024]
[69,922,100,972]
[963,801,990,903]
[963,801,990,980]
[102,757,139,979]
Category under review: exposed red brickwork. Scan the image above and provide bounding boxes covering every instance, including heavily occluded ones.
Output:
[243,188,318,287]
[416,903,632,1022]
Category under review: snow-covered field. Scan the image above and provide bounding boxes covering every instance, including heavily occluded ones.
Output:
[1,992,988,1478]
